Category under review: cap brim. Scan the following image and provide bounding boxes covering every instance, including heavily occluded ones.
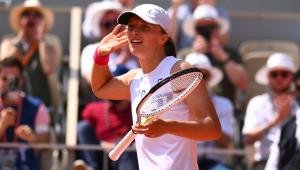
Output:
[219,17,230,35]
[117,11,158,25]
[193,64,223,88]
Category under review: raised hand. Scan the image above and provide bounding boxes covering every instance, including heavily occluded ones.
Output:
[272,94,292,125]
[37,19,46,41]
[97,24,128,57]
[0,107,16,129]
[192,35,209,54]
[210,38,228,62]
[15,125,37,143]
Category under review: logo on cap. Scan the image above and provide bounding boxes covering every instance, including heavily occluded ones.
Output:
[147,10,152,14]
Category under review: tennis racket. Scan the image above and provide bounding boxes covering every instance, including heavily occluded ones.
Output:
[109,67,203,161]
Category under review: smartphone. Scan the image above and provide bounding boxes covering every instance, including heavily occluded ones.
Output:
[195,25,216,42]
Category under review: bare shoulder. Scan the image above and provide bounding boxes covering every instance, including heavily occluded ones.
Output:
[170,60,195,74]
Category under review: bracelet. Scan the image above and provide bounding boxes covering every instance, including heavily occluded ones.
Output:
[93,47,109,66]
[221,53,231,66]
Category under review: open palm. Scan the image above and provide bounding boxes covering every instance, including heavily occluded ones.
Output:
[98,24,128,57]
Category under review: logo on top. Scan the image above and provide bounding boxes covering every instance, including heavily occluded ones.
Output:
[147,10,152,14]
[141,90,146,99]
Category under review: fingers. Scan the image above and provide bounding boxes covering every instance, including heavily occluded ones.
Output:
[112,24,122,35]
[116,30,128,38]
[116,39,129,49]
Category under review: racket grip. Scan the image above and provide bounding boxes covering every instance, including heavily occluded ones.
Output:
[109,130,137,161]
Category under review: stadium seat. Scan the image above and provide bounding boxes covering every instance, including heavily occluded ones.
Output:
[239,40,299,64]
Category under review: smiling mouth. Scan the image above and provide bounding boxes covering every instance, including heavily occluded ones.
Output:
[131,40,143,45]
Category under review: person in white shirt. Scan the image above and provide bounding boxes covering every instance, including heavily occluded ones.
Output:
[265,70,300,170]
[91,4,221,170]
[186,53,234,170]
[242,53,299,170]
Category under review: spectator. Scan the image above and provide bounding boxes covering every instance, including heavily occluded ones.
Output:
[82,2,104,41]
[74,65,138,170]
[177,4,247,102]
[81,0,139,85]
[0,57,50,170]
[264,70,300,170]
[186,53,234,170]
[168,0,230,51]
[167,0,195,51]
[0,0,61,107]
[242,53,299,170]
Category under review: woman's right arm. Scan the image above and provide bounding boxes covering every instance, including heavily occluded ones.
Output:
[91,25,137,100]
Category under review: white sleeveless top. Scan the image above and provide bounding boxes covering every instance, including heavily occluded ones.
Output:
[130,57,198,170]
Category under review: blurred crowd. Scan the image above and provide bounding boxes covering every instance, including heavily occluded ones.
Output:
[0,0,299,170]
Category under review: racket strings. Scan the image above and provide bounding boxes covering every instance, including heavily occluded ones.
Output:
[138,72,200,117]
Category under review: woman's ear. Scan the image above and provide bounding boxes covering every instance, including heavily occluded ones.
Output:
[159,34,169,44]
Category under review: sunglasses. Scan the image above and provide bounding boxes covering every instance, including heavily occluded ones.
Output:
[21,11,42,18]
[101,21,118,29]
[269,71,291,79]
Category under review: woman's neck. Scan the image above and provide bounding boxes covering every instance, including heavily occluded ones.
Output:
[139,50,166,74]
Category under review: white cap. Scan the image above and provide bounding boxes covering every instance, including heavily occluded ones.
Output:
[89,1,125,38]
[255,53,297,85]
[182,4,229,37]
[117,4,172,35]
[185,53,223,88]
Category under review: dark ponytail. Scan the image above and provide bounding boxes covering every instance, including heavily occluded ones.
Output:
[164,37,177,58]
[161,27,177,58]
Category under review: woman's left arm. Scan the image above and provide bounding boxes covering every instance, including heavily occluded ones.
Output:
[133,61,222,141]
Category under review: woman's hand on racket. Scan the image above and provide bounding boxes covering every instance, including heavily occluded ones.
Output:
[132,118,170,138]
[97,24,128,57]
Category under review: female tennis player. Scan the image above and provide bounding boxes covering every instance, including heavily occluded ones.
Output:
[91,4,221,170]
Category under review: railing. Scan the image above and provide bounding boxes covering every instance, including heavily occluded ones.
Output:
[0,143,269,170]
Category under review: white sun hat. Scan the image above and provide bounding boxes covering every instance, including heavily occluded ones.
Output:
[9,0,54,33]
[255,53,297,85]
[117,4,172,35]
[82,2,102,39]
[185,52,223,88]
[90,1,126,38]
[182,4,229,37]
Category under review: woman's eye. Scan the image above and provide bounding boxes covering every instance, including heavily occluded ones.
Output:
[127,25,133,29]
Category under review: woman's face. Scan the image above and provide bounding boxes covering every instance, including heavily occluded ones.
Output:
[127,15,167,58]
[19,8,43,34]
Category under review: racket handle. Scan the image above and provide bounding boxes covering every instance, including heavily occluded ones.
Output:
[109,130,137,161]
